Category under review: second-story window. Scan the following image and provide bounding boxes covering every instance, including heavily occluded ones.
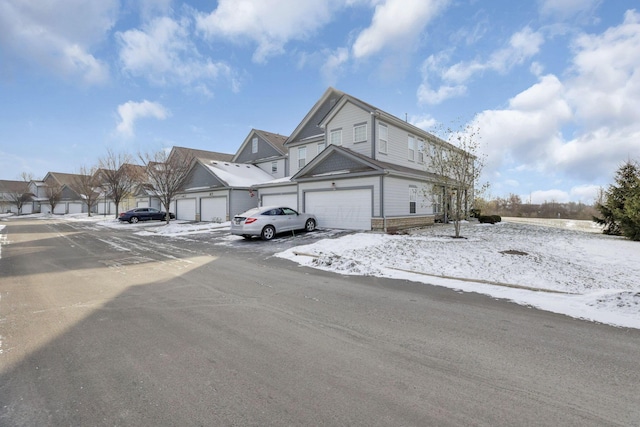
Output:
[378,123,388,154]
[330,129,342,146]
[271,162,277,173]
[318,141,326,153]
[252,137,258,153]
[353,123,367,143]
[298,146,307,169]
[408,135,416,161]
[417,139,425,163]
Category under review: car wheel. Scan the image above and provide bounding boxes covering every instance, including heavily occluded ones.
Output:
[261,225,275,241]
[130,216,139,224]
[305,219,316,232]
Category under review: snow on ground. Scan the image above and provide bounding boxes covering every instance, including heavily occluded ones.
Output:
[3,213,639,329]
[277,219,640,329]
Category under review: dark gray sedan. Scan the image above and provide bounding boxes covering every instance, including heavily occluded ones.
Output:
[230,206,317,240]
[118,207,175,223]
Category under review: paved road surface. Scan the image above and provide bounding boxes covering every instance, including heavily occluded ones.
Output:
[1,218,639,426]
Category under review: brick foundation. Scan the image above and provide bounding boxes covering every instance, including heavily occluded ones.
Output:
[371,215,435,232]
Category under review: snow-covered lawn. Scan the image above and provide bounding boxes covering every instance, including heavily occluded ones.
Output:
[277,219,640,329]
[2,213,639,329]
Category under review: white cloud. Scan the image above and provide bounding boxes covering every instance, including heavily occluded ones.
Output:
[320,48,350,85]
[566,10,640,130]
[117,16,237,93]
[351,0,449,59]
[195,0,339,63]
[472,10,640,190]
[0,0,116,84]
[410,114,438,131]
[538,0,602,20]
[115,100,170,139]
[419,27,544,104]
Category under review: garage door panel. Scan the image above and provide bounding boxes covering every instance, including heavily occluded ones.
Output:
[176,199,196,221]
[53,204,66,214]
[68,203,83,214]
[262,194,297,209]
[305,189,371,230]
[201,197,227,222]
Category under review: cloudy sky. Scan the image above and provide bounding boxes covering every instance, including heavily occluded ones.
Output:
[1,0,638,204]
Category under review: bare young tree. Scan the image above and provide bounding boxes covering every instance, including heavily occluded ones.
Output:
[97,149,137,218]
[139,148,193,224]
[425,124,488,238]
[6,173,33,214]
[6,186,30,214]
[45,183,63,214]
[72,166,100,216]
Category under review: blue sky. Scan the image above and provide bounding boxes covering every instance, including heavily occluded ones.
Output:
[1,0,639,204]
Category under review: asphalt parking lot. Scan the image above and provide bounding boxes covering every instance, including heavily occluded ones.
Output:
[1,217,639,426]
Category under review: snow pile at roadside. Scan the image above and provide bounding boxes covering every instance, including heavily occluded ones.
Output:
[277,221,640,329]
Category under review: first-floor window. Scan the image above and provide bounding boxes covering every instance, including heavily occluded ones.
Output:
[298,146,307,169]
[410,187,417,214]
[433,192,442,214]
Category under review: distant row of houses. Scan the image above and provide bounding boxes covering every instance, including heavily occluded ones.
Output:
[1,87,467,231]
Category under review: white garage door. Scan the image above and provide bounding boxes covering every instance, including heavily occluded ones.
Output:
[200,197,227,222]
[68,203,83,214]
[176,198,196,221]
[137,201,149,208]
[53,204,66,214]
[261,193,298,209]
[305,189,372,230]
[21,204,33,214]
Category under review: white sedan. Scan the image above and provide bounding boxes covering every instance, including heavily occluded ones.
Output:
[230,206,317,240]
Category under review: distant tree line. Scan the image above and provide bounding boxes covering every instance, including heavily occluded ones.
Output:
[475,194,599,221]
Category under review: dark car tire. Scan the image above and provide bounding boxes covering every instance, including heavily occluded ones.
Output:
[305,219,316,232]
[129,216,139,224]
[261,225,276,241]
[242,234,252,240]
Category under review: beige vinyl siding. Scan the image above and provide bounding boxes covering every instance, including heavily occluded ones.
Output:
[289,142,318,175]
[383,177,432,216]
[324,102,372,157]
[256,159,286,178]
[382,122,429,172]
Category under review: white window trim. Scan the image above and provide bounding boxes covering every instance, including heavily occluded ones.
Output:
[353,123,367,143]
[330,129,342,146]
[271,161,277,173]
[378,123,388,154]
[252,137,258,153]
[417,139,425,164]
[409,187,417,214]
[298,146,307,169]
[408,135,416,161]
[318,141,326,154]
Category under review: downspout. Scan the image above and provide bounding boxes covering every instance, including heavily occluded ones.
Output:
[371,110,377,160]
[372,110,387,232]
